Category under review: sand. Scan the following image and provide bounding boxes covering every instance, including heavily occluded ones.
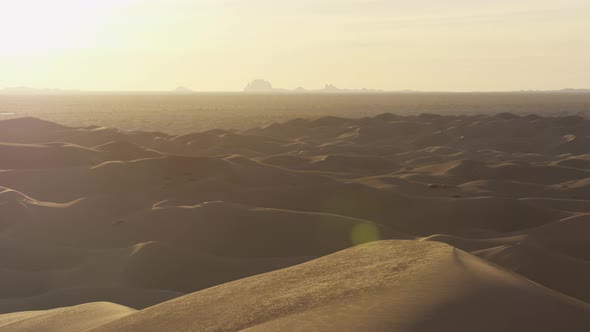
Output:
[0,302,135,332]
[0,113,589,331]
[90,241,590,332]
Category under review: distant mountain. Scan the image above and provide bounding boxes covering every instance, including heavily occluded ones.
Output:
[244,79,288,92]
[319,84,384,93]
[243,80,384,93]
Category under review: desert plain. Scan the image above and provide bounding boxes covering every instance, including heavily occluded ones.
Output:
[0,94,589,331]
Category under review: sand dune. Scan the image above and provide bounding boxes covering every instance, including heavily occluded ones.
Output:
[0,302,135,332]
[1,113,590,330]
[0,143,104,169]
[94,141,162,161]
[90,241,590,332]
[475,241,590,303]
[261,154,400,175]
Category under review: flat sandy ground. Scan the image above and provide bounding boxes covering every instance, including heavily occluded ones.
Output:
[2,92,590,133]
[0,106,589,331]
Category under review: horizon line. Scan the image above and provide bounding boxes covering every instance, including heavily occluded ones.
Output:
[1,88,590,95]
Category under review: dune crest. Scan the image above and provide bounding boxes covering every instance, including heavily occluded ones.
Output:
[93,241,590,331]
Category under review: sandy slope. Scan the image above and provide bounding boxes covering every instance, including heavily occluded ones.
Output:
[90,241,590,332]
[0,302,135,332]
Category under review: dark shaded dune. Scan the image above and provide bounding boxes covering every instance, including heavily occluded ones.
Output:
[519,197,590,213]
[409,131,457,149]
[101,201,394,257]
[0,166,97,202]
[244,118,353,141]
[225,181,566,235]
[0,240,85,273]
[429,214,590,303]
[121,241,308,293]
[343,120,438,143]
[551,156,590,169]
[373,112,403,121]
[89,156,236,191]
[479,162,589,185]
[0,196,403,302]
[415,159,487,177]
[403,148,555,166]
[170,131,220,145]
[356,175,456,196]
[0,238,185,312]
[0,269,48,298]
[0,189,34,230]
[0,155,326,203]
[0,187,81,229]
[550,115,586,126]
[216,181,415,230]
[0,187,30,202]
[413,159,589,185]
[213,133,290,155]
[494,112,520,120]
[4,173,559,248]
[420,234,522,252]
[552,134,590,155]
[313,141,395,156]
[458,179,549,198]
[0,118,164,152]
[0,287,181,314]
[91,241,590,332]
[258,154,313,170]
[445,116,590,154]
[0,187,33,216]
[396,196,566,234]
[418,145,464,156]
[94,140,162,161]
[0,118,71,143]
[55,127,134,147]
[395,146,536,167]
[309,154,399,174]
[64,127,166,149]
[85,155,281,198]
[558,177,590,199]
[171,132,290,156]
[525,214,590,260]
[450,117,547,143]
[0,143,103,169]
[217,155,330,188]
[309,115,352,127]
[4,114,590,158]
[474,242,590,303]
[88,155,313,191]
[0,117,68,131]
[399,146,465,165]
[261,154,399,175]
[468,214,590,302]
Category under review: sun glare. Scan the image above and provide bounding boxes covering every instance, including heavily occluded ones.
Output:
[0,0,127,54]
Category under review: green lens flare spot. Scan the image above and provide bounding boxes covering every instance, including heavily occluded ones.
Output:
[351,222,380,246]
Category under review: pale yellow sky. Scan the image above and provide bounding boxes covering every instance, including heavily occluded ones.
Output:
[0,0,589,91]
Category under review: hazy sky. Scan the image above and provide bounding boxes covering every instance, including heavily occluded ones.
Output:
[1,0,589,91]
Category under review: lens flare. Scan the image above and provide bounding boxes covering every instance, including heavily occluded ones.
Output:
[351,222,380,246]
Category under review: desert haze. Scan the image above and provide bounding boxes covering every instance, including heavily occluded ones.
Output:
[0,104,589,331]
[2,0,590,330]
